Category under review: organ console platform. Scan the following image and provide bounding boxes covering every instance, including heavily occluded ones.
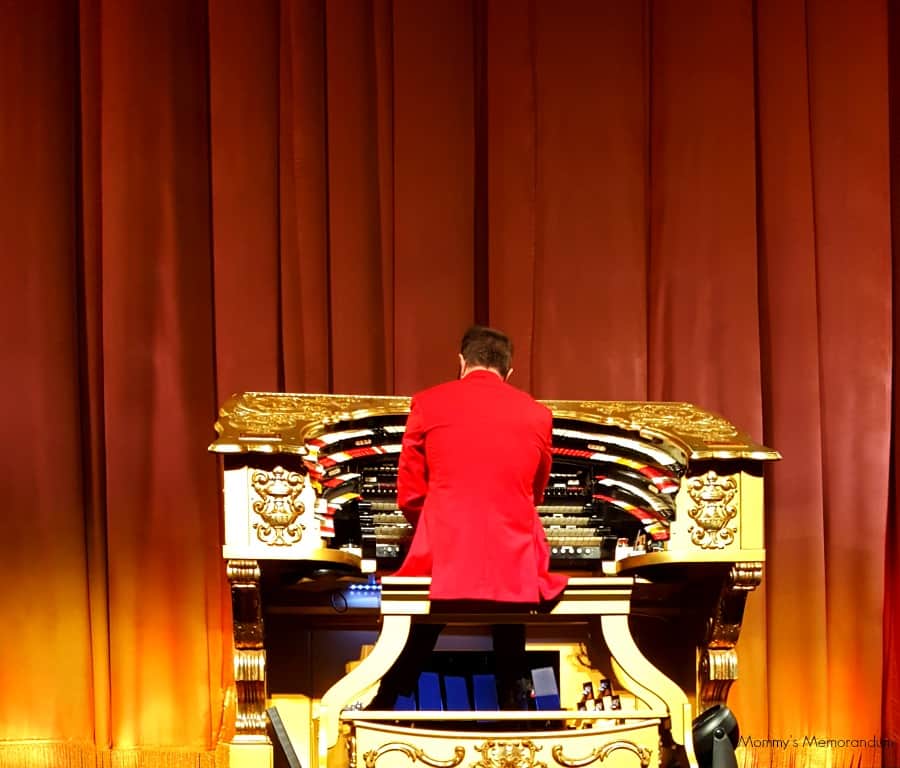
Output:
[210,393,779,768]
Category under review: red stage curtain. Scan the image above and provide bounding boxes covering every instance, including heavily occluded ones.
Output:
[0,1,896,766]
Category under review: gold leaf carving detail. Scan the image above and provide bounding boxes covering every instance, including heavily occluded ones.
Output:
[211,392,779,460]
[232,649,267,739]
[363,742,465,768]
[226,559,261,582]
[699,561,764,709]
[551,741,652,768]
[546,401,739,443]
[250,466,305,546]
[686,471,738,549]
[473,740,546,768]
[219,392,412,446]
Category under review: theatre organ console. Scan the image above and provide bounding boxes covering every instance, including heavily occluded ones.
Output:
[210,393,779,768]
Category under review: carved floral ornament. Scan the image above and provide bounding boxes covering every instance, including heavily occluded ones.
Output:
[211,392,779,459]
[686,470,739,549]
[215,392,413,449]
[552,742,652,768]
[250,466,306,546]
[473,741,547,768]
[363,743,465,768]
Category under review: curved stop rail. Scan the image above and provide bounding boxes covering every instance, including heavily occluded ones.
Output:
[316,576,697,768]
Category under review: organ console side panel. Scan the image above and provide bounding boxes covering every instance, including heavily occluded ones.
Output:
[209,393,779,768]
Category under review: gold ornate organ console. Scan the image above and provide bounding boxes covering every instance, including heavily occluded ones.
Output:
[210,393,778,768]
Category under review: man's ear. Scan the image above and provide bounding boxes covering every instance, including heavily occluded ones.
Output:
[458,354,466,379]
[505,367,514,382]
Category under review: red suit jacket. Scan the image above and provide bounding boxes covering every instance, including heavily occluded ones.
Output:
[392,370,568,603]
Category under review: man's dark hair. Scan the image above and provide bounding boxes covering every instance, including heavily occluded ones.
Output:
[460,325,513,377]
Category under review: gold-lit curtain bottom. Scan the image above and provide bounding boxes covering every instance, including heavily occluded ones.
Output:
[739,744,886,768]
[5,742,887,768]
[3,742,890,768]
[0,742,230,768]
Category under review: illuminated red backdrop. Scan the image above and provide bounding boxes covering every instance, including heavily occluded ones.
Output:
[0,1,897,766]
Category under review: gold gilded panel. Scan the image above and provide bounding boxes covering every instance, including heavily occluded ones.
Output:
[545,401,737,443]
[211,392,412,454]
[348,719,664,768]
[211,392,779,461]
[707,563,763,649]
[226,559,269,743]
[250,466,306,546]
[474,741,546,768]
[364,743,465,768]
[552,742,652,768]
[233,649,267,741]
[685,471,738,549]
[698,562,764,709]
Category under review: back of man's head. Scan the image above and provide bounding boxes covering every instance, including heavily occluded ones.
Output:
[460,325,513,377]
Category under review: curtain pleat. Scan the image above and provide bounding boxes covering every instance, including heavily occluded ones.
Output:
[0,1,896,767]
[208,0,282,400]
[485,0,538,392]
[77,0,113,750]
[531,0,650,401]
[0,0,95,744]
[754,0,830,739]
[97,0,225,749]
[279,0,331,393]
[804,0,891,743]
[391,0,476,394]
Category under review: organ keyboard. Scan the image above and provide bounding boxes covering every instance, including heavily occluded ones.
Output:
[210,393,778,768]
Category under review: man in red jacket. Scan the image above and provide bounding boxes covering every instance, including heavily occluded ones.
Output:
[369,326,568,710]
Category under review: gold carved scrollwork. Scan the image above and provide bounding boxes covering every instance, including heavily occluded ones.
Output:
[232,648,267,740]
[363,742,465,768]
[699,562,764,709]
[227,393,411,434]
[226,559,268,743]
[227,559,263,648]
[345,729,357,768]
[686,471,738,549]
[211,392,413,453]
[699,649,739,706]
[211,392,780,460]
[551,742,652,768]
[707,563,763,649]
[546,401,739,444]
[226,559,261,582]
[250,466,305,546]
[473,740,546,768]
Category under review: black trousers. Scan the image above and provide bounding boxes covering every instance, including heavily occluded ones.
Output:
[368,622,529,711]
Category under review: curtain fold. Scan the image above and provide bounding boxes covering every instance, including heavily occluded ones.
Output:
[0,0,95,745]
[0,1,896,766]
[77,0,113,750]
[485,0,539,393]
[754,0,830,740]
[279,0,332,394]
[208,0,282,399]
[888,1,900,762]
[392,0,476,394]
[802,0,891,750]
[531,0,651,401]
[97,0,226,749]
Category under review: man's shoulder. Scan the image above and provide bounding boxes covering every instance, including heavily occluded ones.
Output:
[482,381,553,425]
[413,379,550,421]
[409,380,461,414]
[505,383,551,412]
[523,392,553,425]
[412,379,458,403]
